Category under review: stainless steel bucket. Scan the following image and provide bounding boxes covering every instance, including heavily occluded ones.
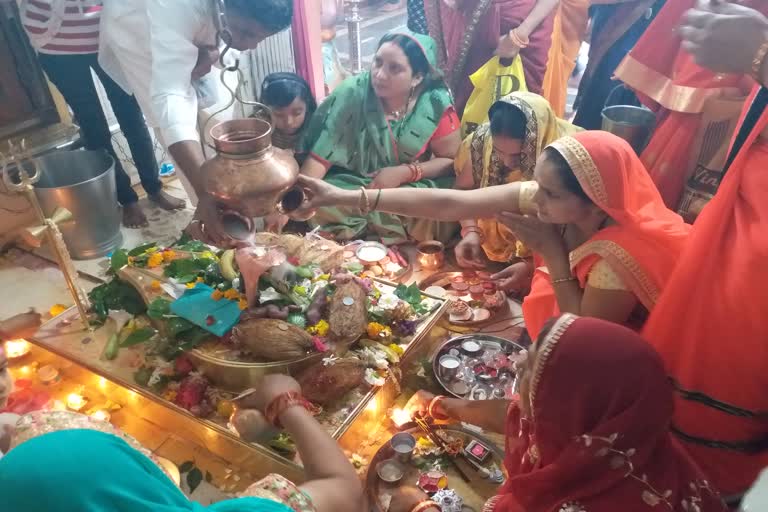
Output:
[601,105,656,153]
[34,149,123,259]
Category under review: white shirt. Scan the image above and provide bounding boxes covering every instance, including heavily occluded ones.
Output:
[98,0,218,146]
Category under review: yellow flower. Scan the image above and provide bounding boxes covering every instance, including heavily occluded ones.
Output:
[127,256,135,265]
[201,251,218,261]
[238,298,248,310]
[162,250,177,262]
[146,247,158,254]
[49,304,68,317]
[196,276,205,283]
[307,319,330,337]
[186,282,196,289]
[366,322,387,339]
[388,343,404,356]
[147,252,164,268]
[211,289,224,301]
[150,280,162,290]
[162,389,178,402]
[224,288,240,301]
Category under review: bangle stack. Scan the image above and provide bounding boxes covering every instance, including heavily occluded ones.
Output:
[428,395,450,421]
[460,226,485,243]
[358,186,371,215]
[509,28,529,49]
[411,500,440,512]
[751,40,768,82]
[265,391,319,428]
[407,162,425,182]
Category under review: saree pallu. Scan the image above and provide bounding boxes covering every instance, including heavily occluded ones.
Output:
[520,132,690,340]
[615,0,766,207]
[540,0,590,117]
[643,88,768,497]
[424,0,554,114]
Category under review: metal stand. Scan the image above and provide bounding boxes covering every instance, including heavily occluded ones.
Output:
[1,140,92,330]
[345,0,363,74]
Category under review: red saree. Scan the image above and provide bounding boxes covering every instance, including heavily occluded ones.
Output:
[614,0,762,208]
[522,131,690,340]
[643,87,768,497]
[424,0,554,114]
[489,315,725,512]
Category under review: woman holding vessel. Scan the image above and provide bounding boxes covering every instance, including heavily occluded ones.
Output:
[295,131,689,339]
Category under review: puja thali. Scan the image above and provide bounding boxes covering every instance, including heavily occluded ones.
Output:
[418,271,507,326]
[366,426,506,512]
[344,241,412,283]
[432,335,526,401]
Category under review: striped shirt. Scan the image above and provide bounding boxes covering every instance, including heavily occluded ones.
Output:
[21,0,102,55]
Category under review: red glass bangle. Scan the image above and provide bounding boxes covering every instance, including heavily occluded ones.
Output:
[412,500,440,512]
[264,391,317,428]
[428,395,450,421]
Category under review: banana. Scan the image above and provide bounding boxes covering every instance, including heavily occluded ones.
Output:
[219,249,238,281]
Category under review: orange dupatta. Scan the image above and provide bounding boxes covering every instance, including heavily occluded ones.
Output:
[522,131,691,340]
[642,88,768,497]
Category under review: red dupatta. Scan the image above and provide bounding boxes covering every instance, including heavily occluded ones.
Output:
[642,87,768,496]
[522,131,690,340]
[614,0,766,114]
[490,314,725,512]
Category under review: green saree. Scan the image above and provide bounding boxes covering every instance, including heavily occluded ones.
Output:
[303,29,458,244]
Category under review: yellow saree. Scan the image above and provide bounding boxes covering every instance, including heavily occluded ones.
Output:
[455,92,582,262]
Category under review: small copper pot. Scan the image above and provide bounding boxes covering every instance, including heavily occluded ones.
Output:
[416,241,445,270]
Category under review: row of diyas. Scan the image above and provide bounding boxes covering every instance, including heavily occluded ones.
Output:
[34,232,448,460]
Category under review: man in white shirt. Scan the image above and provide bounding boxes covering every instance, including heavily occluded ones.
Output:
[99,0,293,242]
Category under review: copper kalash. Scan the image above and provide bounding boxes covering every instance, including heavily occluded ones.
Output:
[202,117,305,239]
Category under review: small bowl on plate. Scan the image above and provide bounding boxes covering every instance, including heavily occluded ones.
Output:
[376,459,405,483]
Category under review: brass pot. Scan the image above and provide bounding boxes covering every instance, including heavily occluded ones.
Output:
[202,118,300,219]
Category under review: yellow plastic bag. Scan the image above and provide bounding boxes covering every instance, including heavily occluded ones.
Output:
[461,56,528,136]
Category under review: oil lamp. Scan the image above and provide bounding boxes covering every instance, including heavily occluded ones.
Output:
[4,339,31,360]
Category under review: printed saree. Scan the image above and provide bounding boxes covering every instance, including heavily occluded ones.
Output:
[643,87,768,497]
[423,0,554,114]
[303,29,457,244]
[521,131,690,340]
[455,92,580,262]
[488,314,726,512]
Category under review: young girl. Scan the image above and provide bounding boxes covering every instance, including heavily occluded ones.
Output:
[259,73,317,155]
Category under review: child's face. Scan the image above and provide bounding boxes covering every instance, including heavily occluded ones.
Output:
[270,98,308,136]
[0,347,12,409]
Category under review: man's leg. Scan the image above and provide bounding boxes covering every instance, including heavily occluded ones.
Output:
[37,52,147,227]
[92,58,184,211]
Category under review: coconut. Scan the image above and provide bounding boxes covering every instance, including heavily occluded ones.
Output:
[232,318,313,361]
[328,280,368,343]
[297,358,367,405]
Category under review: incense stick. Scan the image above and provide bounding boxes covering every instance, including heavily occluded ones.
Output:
[414,414,472,483]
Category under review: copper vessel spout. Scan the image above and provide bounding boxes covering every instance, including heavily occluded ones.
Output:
[202,118,300,220]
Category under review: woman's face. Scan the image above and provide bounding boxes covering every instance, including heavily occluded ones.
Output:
[270,98,308,136]
[517,342,538,418]
[492,135,523,171]
[532,154,596,225]
[371,42,423,101]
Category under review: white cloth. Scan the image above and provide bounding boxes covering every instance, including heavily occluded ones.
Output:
[98,0,218,146]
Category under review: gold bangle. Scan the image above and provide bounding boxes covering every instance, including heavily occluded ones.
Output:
[359,186,371,215]
[752,40,768,81]
[371,188,382,212]
[411,501,440,512]
[551,276,577,285]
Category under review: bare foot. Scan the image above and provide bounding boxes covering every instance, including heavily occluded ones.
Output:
[123,203,149,228]
[149,190,186,211]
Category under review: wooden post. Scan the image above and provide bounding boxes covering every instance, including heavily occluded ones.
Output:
[291,0,325,101]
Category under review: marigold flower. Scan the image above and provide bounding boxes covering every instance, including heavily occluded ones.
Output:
[150,280,162,290]
[211,289,224,300]
[147,252,164,268]
[224,289,240,300]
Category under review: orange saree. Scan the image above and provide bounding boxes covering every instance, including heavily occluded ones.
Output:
[540,0,589,117]
[614,0,762,209]
[522,131,690,340]
[643,87,768,497]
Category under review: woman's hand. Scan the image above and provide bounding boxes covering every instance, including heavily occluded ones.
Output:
[404,390,436,419]
[295,174,345,211]
[0,310,42,340]
[0,424,14,454]
[679,1,768,76]
[495,212,565,258]
[390,487,434,512]
[234,374,302,413]
[496,33,521,60]
[368,166,410,190]
[492,261,534,292]
[454,232,486,269]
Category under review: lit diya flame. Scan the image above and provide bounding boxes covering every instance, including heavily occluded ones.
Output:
[390,407,412,428]
[89,410,111,422]
[66,392,88,411]
[5,339,31,359]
